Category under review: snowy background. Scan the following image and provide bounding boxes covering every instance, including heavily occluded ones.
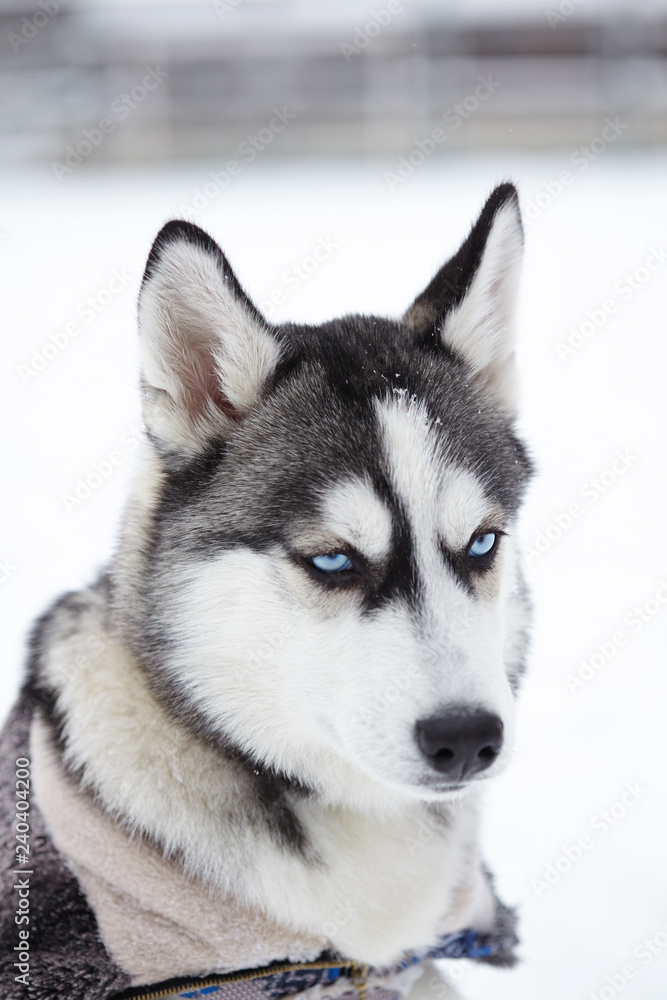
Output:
[2,1,667,998]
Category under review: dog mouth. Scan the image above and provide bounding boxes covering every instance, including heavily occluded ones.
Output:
[432,782,468,794]
[417,776,483,796]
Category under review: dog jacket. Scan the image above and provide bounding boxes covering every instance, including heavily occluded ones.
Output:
[0,694,518,1000]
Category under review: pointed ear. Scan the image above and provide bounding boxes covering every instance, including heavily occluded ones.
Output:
[403,183,524,412]
[137,220,280,456]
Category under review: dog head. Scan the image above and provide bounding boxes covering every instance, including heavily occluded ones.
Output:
[120,183,532,807]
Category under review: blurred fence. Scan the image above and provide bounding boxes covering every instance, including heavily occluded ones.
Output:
[1,0,666,165]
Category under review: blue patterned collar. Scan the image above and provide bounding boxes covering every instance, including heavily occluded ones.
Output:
[110,924,518,1000]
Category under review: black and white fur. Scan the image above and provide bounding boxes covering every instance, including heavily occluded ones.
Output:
[28,183,532,979]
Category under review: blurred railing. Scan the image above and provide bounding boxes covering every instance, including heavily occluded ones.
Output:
[1,0,666,164]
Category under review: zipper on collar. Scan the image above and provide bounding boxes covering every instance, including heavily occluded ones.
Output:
[351,962,369,1000]
[115,958,370,1000]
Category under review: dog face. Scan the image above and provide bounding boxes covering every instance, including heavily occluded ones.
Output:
[127,184,532,808]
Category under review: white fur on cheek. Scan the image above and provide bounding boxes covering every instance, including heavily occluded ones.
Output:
[162,551,334,769]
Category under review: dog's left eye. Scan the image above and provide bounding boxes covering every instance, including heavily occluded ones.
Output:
[468,533,497,559]
[310,553,353,573]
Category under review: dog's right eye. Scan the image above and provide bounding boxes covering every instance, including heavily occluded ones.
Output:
[468,533,497,558]
[309,553,353,573]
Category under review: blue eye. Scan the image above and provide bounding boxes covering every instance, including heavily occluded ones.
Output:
[468,533,497,558]
[310,553,353,573]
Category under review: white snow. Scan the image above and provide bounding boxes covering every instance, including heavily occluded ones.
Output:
[1,149,667,997]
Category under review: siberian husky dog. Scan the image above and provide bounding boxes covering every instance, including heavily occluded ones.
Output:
[17,182,532,998]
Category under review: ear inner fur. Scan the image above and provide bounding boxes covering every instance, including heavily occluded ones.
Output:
[403,182,523,411]
[137,220,281,456]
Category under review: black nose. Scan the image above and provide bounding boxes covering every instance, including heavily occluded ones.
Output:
[415,712,504,781]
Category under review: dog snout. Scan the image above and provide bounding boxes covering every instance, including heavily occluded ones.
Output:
[415,711,504,782]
